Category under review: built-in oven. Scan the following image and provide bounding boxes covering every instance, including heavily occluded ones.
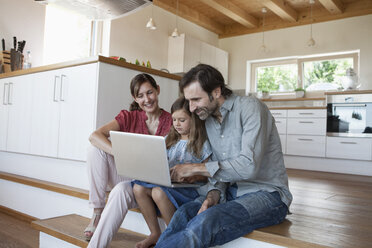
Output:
[327,93,372,137]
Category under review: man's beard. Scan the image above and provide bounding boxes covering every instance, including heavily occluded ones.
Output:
[195,100,218,120]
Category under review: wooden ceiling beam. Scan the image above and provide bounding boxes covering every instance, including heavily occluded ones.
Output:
[200,0,258,28]
[264,0,298,22]
[318,0,344,14]
[154,0,225,34]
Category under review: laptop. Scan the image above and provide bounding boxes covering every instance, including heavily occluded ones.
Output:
[110,131,201,188]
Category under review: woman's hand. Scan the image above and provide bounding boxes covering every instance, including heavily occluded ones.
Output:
[197,190,220,215]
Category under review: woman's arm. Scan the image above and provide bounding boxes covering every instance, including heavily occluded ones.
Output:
[89,120,121,155]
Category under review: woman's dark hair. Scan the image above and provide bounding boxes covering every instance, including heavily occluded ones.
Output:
[165,97,207,158]
[129,73,158,111]
[179,64,232,98]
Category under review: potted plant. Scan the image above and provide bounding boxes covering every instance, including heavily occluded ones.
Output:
[261,90,270,99]
[294,88,305,98]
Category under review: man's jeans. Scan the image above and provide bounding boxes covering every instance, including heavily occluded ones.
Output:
[155,191,288,248]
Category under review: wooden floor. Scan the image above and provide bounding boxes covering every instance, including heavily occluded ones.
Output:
[0,211,38,248]
[259,169,372,248]
[1,168,372,248]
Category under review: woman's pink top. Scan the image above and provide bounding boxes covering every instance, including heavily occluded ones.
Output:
[115,109,172,136]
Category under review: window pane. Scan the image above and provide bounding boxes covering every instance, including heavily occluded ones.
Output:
[43,5,91,64]
[303,58,353,91]
[256,64,297,92]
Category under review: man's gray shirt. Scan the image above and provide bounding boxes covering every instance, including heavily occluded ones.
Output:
[205,94,292,207]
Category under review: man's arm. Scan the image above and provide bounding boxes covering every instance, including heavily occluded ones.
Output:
[197,189,221,214]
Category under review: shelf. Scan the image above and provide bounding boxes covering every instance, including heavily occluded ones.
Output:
[261,97,325,102]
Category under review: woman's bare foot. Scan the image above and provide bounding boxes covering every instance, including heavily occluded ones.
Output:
[84,208,103,241]
[135,233,161,248]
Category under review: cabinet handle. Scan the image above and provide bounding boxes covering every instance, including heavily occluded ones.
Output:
[272,113,282,115]
[53,75,59,102]
[299,121,314,124]
[298,138,313,141]
[276,121,282,123]
[3,83,8,105]
[340,141,357,145]
[299,113,314,115]
[60,74,66,101]
[8,82,13,105]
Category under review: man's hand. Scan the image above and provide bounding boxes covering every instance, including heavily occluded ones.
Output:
[170,163,210,182]
[197,190,220,215]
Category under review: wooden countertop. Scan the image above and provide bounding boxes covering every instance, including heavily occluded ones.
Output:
[269,106,326,110]
[261,97,325,102]
[324,90,372,95]
[0,56,182,81]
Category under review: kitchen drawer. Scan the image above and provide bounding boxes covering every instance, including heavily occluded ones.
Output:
[270,109,287,118]
[286,135,326,157]
[279,134,286,154]
[288,109,326,118]
[275,118,287,134]
[287,118,326,135]
[326,137,372,161]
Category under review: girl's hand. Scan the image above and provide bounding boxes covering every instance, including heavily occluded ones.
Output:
[197,190,220,215]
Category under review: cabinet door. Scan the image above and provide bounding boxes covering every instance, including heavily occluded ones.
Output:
[326,137,372,160]
[184,35,201,72]
[215,47,228,83]
[6,74,34,153]
[57,63,98,161]
[29,70,61,157]
[0,79,9,151]
[200,42,215,66]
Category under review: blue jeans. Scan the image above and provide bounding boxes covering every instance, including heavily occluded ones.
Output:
[155,191,288,248]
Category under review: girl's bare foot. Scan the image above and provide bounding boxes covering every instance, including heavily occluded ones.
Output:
[135,233,161,248]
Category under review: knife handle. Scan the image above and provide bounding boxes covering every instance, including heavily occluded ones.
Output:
[13,37,17,50]
[1,39,5,51]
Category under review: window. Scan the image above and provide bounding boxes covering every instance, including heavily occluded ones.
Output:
[250,52,358,93]
[43,4,92,64]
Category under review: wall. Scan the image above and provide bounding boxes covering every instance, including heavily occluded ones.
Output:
[219,14,372,91]
[109,5,219,71]
[0,0,46,67]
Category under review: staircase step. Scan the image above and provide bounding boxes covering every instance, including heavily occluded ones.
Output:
[31,214,146,248]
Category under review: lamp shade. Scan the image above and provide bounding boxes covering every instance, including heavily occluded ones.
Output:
[146,18,157,30]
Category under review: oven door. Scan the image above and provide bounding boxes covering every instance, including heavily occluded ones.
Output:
[327,102,372,137]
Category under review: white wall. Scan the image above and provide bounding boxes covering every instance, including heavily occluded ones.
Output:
[219,14,372,91]
[109,5,219,70]
[0,0,45,67]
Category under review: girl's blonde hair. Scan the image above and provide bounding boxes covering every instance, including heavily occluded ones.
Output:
[165,97,207,158]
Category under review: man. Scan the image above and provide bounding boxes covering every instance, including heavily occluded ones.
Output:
[155,64,292,248]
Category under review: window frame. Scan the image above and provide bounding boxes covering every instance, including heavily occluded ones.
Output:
[250,52,359,95]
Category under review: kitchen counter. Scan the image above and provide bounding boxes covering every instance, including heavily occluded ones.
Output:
[325,89,372,95]
[269,106,326,110]
[0,56,182,81]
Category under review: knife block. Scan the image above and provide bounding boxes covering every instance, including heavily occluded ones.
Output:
[1,50,11,73]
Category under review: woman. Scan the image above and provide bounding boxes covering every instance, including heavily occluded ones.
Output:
[84,73,172,241]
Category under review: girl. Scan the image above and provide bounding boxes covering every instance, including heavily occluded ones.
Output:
[132,97,212,248]
[84,73,172,241]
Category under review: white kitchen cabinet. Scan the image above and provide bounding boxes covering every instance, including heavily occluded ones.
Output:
[215,47,229,83]
[287,135,326,157]
[29,64,97,161]
[167,34,228,81]
[326,137,372,161]
[57,64,97,160]
[287,118,326,135]
[287,109,326,118]
[0,60,180,162]
[0,78,9,150]
[200,42,216,66]
[5,74,34,154]
[29,70,61,157]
